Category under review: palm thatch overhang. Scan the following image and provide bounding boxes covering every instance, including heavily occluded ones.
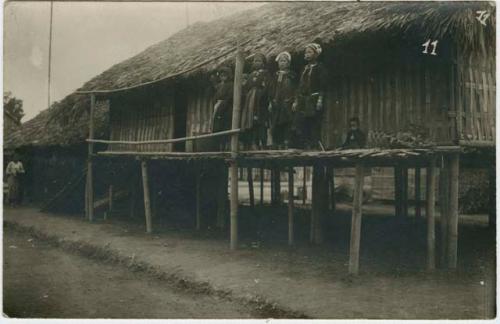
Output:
[79,1,495,93]
[5,95,108,150]
[6,1,495,150]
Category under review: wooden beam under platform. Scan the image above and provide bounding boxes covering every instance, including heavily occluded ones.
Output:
[96,147,461,167]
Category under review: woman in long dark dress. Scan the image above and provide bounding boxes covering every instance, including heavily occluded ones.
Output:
[211,66,233,151]
[240,53,271,150]
[292,43,327,150]
[269,51,297,149]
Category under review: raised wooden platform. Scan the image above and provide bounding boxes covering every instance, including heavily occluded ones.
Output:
[96,147,462,167]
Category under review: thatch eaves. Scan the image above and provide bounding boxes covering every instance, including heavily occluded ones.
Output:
[79,1,495,92]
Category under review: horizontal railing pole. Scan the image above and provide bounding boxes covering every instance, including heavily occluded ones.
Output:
[86,128,241,145]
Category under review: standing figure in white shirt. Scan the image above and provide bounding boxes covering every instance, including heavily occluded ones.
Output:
[5,154,25,207]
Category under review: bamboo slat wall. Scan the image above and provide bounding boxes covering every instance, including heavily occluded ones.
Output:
[108,93,174,152]
[185,86,215,152]
[322,63,453,148]
[456,50,495,143]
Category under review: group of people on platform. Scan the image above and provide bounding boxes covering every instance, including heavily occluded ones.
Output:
[210,42,366,151]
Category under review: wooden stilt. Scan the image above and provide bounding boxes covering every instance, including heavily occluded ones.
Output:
[196,167,201,230]
[489,166,496,228]
[425,158,436,271]
[310,166,317,243]
[229,45,244,250]
[349,163,365,275]
[84,173,89,218]
[216,167,228,229]
[394,166,401,218]
[415,167,421,219]
[247,167,254,207]
[288,167,294,246]
[141,160,152,233]
[275,168,281,205]
[270,168,275,205]
[439,158,450,267]
[109,185,114,212]
[230,162,239,250]
[302,166,307,205]
[86,94,95,222]
[314,166,328,244]
[328,166,336,212]
[259,167,264,205]
[402,167,409,218]
[447,153,460,269]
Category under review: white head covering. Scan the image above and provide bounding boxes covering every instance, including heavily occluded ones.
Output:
[305,43,322,56]
[275,51,292,63]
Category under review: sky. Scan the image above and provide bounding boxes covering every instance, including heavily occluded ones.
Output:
[4,1,262,121]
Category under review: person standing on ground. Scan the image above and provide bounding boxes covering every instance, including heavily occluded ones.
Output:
[6,154,25,207]
[269,51,297,149]
[240,53,271,150]
[293,43,327,150]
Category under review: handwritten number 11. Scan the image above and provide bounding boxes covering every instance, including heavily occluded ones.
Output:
[422,39,438,55]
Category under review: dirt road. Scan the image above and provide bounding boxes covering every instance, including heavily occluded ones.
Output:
[3,230,257,318]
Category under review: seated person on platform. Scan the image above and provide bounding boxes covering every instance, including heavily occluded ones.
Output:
[341,117,366,149]
[211,66,233,150]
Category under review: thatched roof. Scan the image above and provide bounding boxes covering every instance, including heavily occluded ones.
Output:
[4,95,108,149]
[6,1,495,149]
[79,1,495,92]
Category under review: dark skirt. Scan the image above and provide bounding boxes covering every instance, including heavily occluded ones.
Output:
[7,175,21,203]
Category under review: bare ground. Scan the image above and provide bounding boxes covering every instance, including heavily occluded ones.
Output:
[3,206,496,319]
[3,230,258,318]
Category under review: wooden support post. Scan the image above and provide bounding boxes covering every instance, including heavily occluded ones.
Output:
[447,153,460,269]
[288,167,294,246]
[439,158,450,267]
[415,167,422,219]
[229,45,244,250]
[86,94,95,222]
[394,166,401,218]
[402,167,409,218]
[312,165,327,244]
[489,166,496,228]
[425,158,436,271]
[229,162,239,250]
[141,160,153,233]
[270,169,275,205]
[328,166,336,212]
[247,168,254,208]
[108,185,114,212]
[196,168,201,230]
[302,166,307,205]
[259,167,264,205]
[84,175,89,218]
[349,163,365,275]
[275,168,281,205]
[216,167,228,229]
[310,166,317,243]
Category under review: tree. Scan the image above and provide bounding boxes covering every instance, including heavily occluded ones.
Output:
[4,91,25,123]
